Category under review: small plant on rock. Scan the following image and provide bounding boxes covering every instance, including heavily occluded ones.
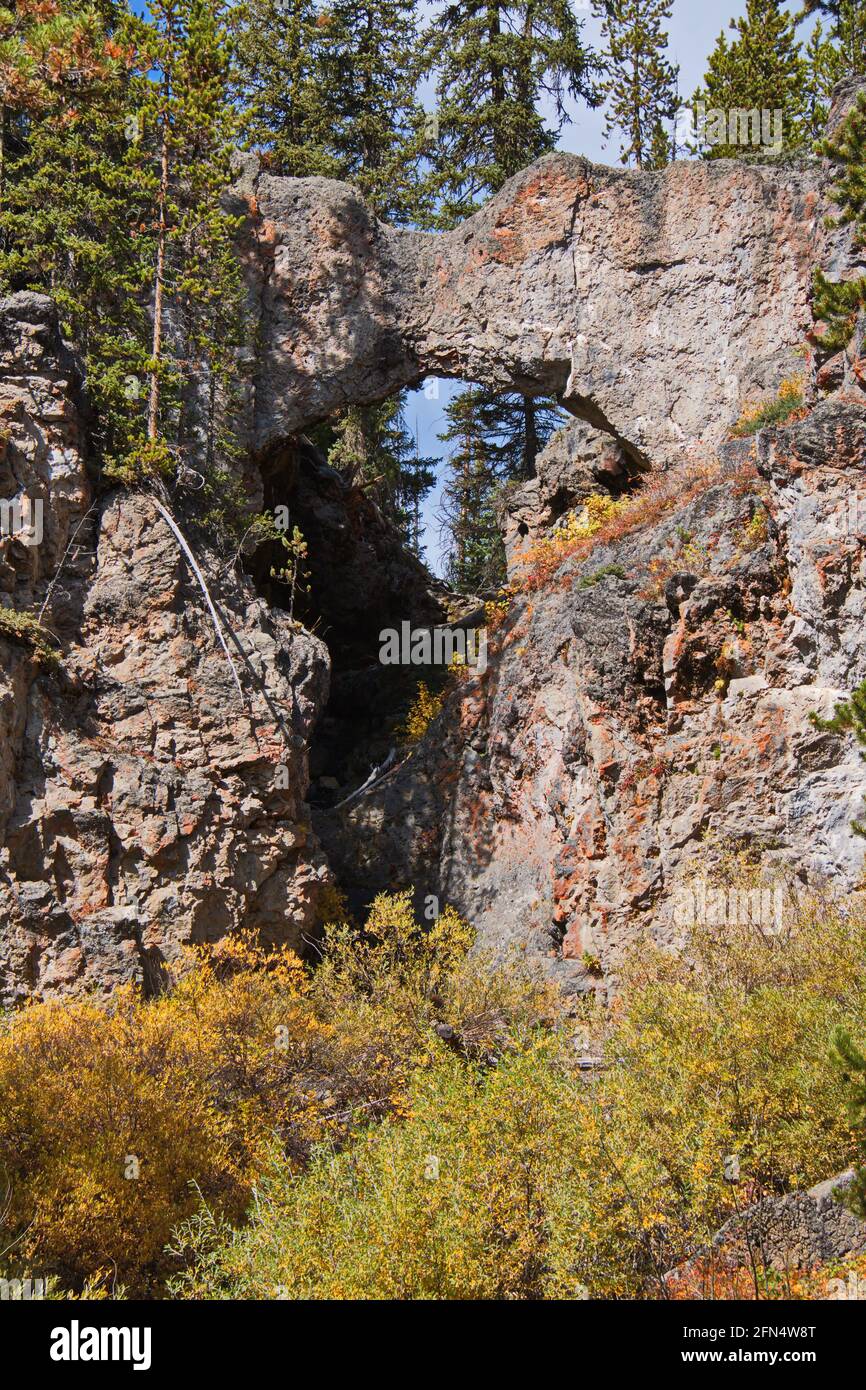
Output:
[731,377,805,438]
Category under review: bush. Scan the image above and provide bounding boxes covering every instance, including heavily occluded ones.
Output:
[731,377,805,437]
[171,891,866,1301]
[0,990,246,1296]
[0,605,60,667]
[548,901,865,1297]
[168,1040,580,1301]
[3,886,864,1299]
[397,680,444,745]
[0,896,535,1297]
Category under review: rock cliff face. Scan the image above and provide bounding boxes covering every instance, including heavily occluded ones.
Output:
[321,401,866,990]
[4,89,866,1001]
[0,296,332,1003]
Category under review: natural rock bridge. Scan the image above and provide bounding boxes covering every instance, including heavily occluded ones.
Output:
[238,150,829,472]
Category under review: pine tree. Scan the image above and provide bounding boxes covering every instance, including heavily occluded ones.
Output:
[800,4,866,141]
[419,1,594,586]
[327,397,437,550]
[420,0,597,224]
[0,1,154,464]
[234,0,334,177]
[436,385,564,590]
[237,0,427,221]
[693,1,808,159]
[801,2,866,78]
[812,94,866,350]
[802,19,841,140]
[133,0,247,513]
[438,386,505,592]
[236,2,434,535]
[314,0,427,224]
[592,0,679,169]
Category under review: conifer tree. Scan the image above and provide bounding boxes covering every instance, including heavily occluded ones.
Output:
[314,0,427,224]
[693,1,808,159]
[236,1,433,536]
[801,2,866,78]
[234,0,333,177]
[802,18,841,140]
[420,1,594,586]
[236,0,427,221]
[0,1,154,464]
[135,0,246,505]
[420,0,597,224]
[436,386,565,590]
[591,0,679,169]
[812,93,866,349]
[799,3,866,140]
[438,386,506,592]
[327,397,437,552]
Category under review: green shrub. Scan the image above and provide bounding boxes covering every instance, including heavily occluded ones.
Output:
[170,892,866,1300]
[731,377,805,437]
[0,606,60,667]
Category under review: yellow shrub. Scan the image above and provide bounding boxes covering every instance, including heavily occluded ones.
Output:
[0,901,494,1297]
[398,680,444,745]
[172,889,866,1301]
[0,990,245,1295]
[732,375,806,437]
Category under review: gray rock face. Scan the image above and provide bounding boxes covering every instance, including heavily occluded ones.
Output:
[0,297,332,1004]
[5,82,866,1001]
[245,153,828,470]
[322,400,866,990]
[677,1171,866,1281]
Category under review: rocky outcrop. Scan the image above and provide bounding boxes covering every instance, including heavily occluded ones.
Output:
[673,1172,866,1285]
[243,151,830,471]
[321,399,866,989]
[6,82,866,1002]
[0,296,332,1004]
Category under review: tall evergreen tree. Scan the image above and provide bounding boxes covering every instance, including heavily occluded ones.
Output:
[801,2,866,78]
[693,1,808,159]
[420,0,597,224]
[236,0,427,220]
[420,1,595,585]
[235,1,434,539]
[0,1,154,464]
[592,0,679,169]
[813,90,866,350]
[314,0,427,224]
[438,386,505,592]
[328,397,437,554]
[133,0,247,512]
[799,0,866,136]
[234,0,333,177]
[802,18,841,140]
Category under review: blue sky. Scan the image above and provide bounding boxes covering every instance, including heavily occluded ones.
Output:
[413,0,813,574]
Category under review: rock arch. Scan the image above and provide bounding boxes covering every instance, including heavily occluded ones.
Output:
[238,150,828,473]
